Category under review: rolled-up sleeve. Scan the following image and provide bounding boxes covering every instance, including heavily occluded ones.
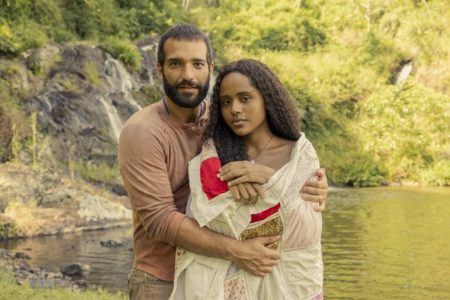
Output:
[118,124,185,246]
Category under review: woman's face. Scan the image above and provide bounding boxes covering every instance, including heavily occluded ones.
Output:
[219,72,268,138]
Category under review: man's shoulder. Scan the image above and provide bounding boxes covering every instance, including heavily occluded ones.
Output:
[120,102,168,140]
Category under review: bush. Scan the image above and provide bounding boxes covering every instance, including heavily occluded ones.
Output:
[0,19,20,54]
[101,37,142,70]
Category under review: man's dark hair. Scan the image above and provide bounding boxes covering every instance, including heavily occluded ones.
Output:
[157,24,214,65]
[203,59,301,165]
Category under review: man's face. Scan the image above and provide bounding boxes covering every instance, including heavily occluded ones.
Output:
[158,39,213,108]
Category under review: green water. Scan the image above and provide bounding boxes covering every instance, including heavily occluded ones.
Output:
[323,187,450,299]
[2,187,449,298]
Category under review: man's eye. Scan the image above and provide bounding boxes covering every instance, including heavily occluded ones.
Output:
[194,62,205,68]
[169,61,180,67]
[220,99,230,106]
[241,96,250,102]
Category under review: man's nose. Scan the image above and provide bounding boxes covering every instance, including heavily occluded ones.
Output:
[181,65,195,81]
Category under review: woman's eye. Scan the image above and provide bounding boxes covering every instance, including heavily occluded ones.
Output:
[241,96,250,102]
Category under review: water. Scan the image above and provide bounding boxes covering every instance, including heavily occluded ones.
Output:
[1,226,133,292]
[2,187,450,299]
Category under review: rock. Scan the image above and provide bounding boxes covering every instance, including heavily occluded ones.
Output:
[0,163,132,238]
[60,263,83,278]
[100,239,129,248]
[14,252,31,259]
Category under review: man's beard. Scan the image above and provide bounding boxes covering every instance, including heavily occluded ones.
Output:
[163,74,210,108]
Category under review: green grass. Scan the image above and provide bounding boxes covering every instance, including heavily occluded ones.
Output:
[0,272,127,300]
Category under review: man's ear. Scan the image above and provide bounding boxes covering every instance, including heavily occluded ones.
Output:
[157,63,163,80]
[209,63,214,74]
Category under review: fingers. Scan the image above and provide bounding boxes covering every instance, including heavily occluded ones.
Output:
[244,183,258,204]
[237,184,249,204]
[233,183,261,204]
[316,168,326,179]
[315,200,326,212]
[230,186,240,200]
[301,193,326,203]
[301,185,327,196]
[220,168,246,182]
[220,161,250,180]
[259,235,282,247]
[228,175,251,186]
[302,180,327,190]
[252,183,266,200]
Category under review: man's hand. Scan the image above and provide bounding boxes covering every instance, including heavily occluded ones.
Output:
[229,183,265,205]
[228,235,281,277]
[301,168,328,212]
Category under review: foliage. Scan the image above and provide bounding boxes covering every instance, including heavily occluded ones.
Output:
[101,37,142,70]
[357,83,450,185]
[0,0,448,186]
[76,161,120,183]
[84,61,101,86]
[0,272,126,300]
[0,0,183,55]
[186,0,449,186]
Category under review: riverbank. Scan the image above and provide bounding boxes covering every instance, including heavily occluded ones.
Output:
[0,273,126,300]
[0,163,132,240]
[0,248,126,300]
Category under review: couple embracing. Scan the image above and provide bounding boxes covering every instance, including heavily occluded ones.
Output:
[119,24,327,300]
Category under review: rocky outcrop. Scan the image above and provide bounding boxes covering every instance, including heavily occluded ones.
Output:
[1,248,82,290]
[24,43,155,167]
[0,39,160,238]
[0,163,131,238]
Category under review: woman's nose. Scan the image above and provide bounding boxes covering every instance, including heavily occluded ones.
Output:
[230,100,242,113]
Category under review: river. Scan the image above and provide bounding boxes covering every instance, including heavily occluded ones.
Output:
[2,187,450,299]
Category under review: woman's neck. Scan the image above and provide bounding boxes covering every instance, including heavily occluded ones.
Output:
[244,125,274,160]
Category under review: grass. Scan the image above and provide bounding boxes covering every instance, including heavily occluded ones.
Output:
[0,272,127,300]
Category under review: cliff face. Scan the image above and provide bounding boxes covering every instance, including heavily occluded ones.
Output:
[24,41,158,167]
[0,39,161,238]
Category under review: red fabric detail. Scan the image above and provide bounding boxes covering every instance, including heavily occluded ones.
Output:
[200,157,229,200]
[250,203,281,223]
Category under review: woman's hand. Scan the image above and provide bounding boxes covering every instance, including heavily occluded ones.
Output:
[301,168,328,212]
[219,161,275,204]
[219,161,275,186]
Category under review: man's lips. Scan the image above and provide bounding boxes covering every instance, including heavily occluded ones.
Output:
[178,86,198,93]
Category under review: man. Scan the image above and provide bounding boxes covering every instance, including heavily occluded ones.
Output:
[118,24,328,300]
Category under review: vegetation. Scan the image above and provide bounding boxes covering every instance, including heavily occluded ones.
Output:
[0,0,448,186]
[0,272,126,300]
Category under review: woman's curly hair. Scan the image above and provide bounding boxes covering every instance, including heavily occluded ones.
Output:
[203,59,301,165]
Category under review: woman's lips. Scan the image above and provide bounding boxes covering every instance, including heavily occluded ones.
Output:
[231,119,247,127]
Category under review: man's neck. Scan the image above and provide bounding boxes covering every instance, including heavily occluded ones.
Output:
[164,97,200,123]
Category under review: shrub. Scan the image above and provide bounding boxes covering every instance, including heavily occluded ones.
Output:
[101,37,142,70]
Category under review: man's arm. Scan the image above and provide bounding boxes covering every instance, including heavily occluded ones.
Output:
[119,125,280,276]
[219,161,329,209]
[176,217,280,277]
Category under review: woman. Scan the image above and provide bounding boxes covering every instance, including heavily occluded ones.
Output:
[170,59,323,300]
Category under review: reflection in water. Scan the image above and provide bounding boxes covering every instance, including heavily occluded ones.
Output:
[1,226,133,292]
[2,187,450,298]
[323,187,450,299]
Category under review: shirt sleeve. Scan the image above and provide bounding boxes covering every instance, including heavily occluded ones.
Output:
[118,124,185,246]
